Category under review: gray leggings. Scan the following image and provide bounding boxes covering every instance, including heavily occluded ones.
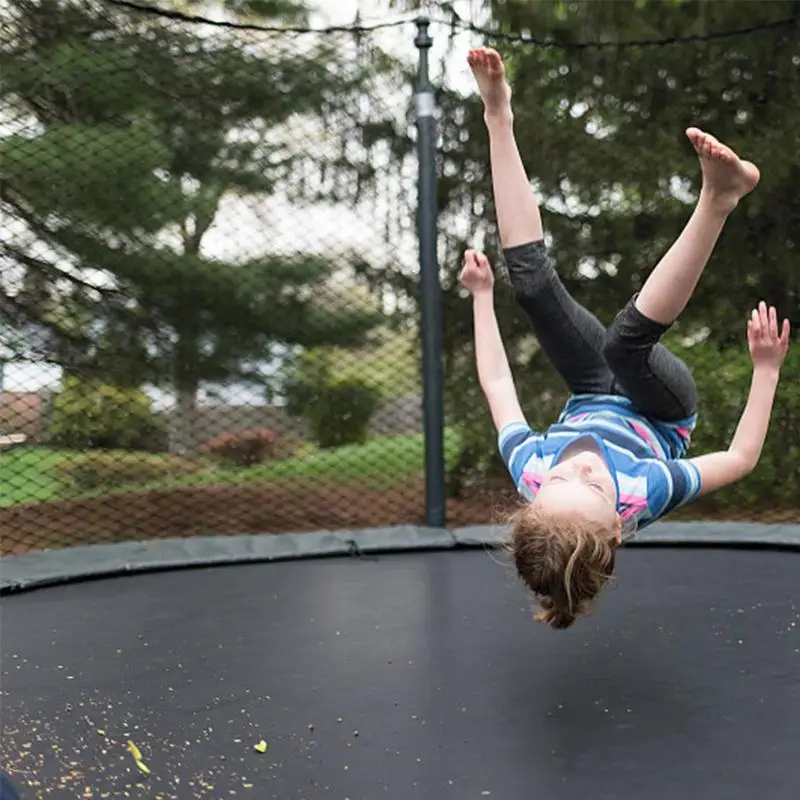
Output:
[505,241,698,422]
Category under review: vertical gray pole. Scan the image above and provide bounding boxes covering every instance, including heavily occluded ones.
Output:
[414,17,446,528]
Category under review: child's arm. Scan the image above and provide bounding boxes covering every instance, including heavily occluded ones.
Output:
[473,291,526,431]
[460,250,526,432]
[690,302,790,496]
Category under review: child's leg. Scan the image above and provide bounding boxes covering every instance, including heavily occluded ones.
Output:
[469,47,615,396]
[604,130,760,420]
[633,129,760,325]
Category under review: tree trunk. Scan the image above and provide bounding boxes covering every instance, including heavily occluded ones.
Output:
[170,334,200,457]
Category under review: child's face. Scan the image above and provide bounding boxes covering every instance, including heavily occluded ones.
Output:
[534,450,620,538]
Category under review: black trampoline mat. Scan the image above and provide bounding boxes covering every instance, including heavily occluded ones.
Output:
[2,547,799,799]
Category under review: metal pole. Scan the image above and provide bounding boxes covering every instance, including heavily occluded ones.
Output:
[414,17,446,528]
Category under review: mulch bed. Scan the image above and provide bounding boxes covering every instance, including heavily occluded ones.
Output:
[0,479,519,556]
[1,478,797,556]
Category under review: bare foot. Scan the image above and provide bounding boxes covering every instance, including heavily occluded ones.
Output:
[686,127,760,212]
[467,47,512,122]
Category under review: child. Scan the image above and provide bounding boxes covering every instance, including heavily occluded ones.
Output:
[460,48,791,629]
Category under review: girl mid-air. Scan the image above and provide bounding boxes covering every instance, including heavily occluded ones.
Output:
[460,48,791,629]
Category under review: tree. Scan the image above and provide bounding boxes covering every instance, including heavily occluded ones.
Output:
[1,0,406,452]
[389,0,799,494]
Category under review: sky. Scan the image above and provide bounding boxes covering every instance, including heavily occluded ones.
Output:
[2,0,486,400]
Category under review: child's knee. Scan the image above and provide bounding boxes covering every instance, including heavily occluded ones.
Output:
[503,240,553,297]
[604,297,669,364]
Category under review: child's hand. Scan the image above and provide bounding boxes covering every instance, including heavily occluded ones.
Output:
[459,249,494,295]
[747,301,791,371]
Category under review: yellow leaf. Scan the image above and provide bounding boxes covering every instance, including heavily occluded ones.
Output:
[135,760,150,776]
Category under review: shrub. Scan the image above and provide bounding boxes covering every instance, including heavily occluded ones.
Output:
[198,428,280,467]
[50,376,165,452]
[285,352,382,449]
[307,380,382,449]
[56,452,200,494]
[681,343,799,513]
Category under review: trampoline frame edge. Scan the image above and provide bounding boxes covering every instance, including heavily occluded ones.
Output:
[1,521,798,595]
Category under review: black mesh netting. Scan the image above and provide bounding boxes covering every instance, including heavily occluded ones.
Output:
[1,0,798,555]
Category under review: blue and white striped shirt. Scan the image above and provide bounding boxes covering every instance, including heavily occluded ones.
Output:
[499,394,702,530]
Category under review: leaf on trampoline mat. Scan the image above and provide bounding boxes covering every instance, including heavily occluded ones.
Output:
[253,739,268,753]
[135,759,151,776]
[126,740,151,776]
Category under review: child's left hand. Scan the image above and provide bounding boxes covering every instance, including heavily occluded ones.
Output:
[747,301,791,371]
[459,249,494,295]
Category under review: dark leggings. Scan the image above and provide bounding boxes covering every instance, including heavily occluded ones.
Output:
[504,241,698,421]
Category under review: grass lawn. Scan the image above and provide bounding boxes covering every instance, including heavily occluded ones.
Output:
[195,430,461,484]
[0,430,463,507]
[0,447,72,506]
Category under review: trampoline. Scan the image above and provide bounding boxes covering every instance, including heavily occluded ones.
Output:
[2,523,800,800]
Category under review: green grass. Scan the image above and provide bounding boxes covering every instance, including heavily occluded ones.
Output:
[0,430,463,507]
[204,430,461,484]
[0,447,73,505]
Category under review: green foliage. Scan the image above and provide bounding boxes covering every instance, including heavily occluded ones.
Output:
[2,432,464,507]
[282,283,420,398]
[50,376,165,451]
[2,0,400,401]
[55,452,200,494]
[2,118,180,234]
[683,344,799,512]
[285,351,382,448]
[309,381,383,449]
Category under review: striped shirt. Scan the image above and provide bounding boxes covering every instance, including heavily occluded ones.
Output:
[499,394,702,531]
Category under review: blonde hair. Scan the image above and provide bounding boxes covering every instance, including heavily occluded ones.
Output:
[509,503,620,630]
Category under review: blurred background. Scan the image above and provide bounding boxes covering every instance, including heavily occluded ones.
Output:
[1,0,798,555]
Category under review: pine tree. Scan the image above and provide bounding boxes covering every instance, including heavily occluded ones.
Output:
[1,0,401,452]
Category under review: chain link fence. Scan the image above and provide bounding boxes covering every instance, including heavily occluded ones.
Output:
[2,1,799,557]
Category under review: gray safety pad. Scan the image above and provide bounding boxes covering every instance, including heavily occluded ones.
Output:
[454,521,800,548]
[0,527,455,593]
[452,525,509,547]
[1,522,798,594]
[346,525,454,553]
[619,521,800,546]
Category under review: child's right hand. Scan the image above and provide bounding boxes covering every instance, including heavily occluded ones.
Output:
[747,301,791,371]
[459,249,494,295]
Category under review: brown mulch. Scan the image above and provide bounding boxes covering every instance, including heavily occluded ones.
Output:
[1,478,797,557]
[0,479,520,556]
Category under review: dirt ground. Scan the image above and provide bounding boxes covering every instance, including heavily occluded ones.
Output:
[0,479,515,556]
[1,479,797,556]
